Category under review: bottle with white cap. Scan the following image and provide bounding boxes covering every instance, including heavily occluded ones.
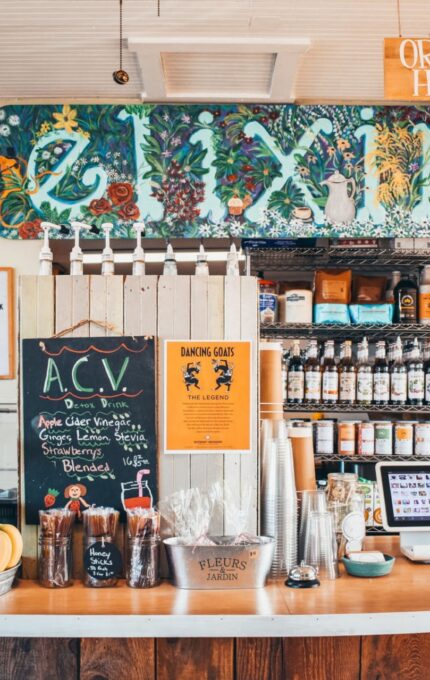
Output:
[101,223,114,276]
[195,243,209,276]
[39,222,67,275]
[70,221,93,275]
[226,242,240,276]
[163,242,177,275]
[132,222,146,276]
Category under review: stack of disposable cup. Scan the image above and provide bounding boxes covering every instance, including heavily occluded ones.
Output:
[298,490,327,563]
[261,419,298,579]
[260,342,284,420]
[304,510,339,580]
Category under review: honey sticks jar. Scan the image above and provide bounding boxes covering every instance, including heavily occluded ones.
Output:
[82,507,121,587]
[38,509,75,588]
[126,508,160,588]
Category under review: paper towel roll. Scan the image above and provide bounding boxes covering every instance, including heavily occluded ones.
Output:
[289,425,317,491]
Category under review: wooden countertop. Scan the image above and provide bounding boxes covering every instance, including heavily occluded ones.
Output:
[2,537,430,638]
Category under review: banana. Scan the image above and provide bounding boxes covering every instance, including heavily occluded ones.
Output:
[0,531,13,572]
[0,524,23,569]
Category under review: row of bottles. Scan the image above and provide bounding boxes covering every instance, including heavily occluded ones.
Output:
[285,337,430,406]
[39,221,240,276]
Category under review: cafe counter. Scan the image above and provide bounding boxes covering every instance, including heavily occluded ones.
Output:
[1,537,430,680]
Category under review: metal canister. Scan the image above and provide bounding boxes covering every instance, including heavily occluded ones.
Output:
[415,422,430,457]
[357,422,375,456]
[338,421,357,456]
[314,419,336,455]
[394,422,414,456]
[374,421,393,456]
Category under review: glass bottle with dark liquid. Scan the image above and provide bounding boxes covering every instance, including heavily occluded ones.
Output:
[339,340,356,404]
[321,340,338,404]
[287,340,304,404]
[407,337,424,405]
[390,336,407,405]
[305,339,322,404]
[373,340,390,405]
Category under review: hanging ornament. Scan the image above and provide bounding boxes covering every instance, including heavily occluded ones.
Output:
[113,0,130,85]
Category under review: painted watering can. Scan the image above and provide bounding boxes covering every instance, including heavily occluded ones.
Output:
[321,171,356,224]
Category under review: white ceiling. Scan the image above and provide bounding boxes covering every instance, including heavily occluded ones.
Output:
[1,0,429,103]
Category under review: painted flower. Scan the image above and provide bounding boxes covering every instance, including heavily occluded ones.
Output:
[8,115,20,126]
[298,166,310,177]
[107,182,134,205]
[336,138,350,150]
[181,113,191,123]
[0,125,10,137]
[409,161,420,173]
[160,130,168,140]
[0,110,5,121]
[343,152,355,160]
[89,197,112,215]
[327,146,336,156]
[52,104,78,134]
[42,151,51,160]
[18,219,42,239]
[307,154,317,164]
[118,201,140,220]
[54,146,63,155]
[40,122,51,135]
[199,224,212,237]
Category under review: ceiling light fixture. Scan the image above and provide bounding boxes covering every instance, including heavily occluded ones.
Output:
[113,0,130,85]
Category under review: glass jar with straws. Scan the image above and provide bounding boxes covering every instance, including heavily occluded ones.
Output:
[126,508,160,588]
[38,508,75,588]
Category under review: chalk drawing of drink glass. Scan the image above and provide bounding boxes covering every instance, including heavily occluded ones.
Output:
[121,469,153,510]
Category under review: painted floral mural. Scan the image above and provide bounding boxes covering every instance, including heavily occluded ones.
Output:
[3,103,430,239]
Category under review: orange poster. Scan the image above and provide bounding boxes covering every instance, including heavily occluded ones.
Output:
[163,340,252,454]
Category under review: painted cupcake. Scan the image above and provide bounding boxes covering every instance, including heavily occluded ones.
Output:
[228,195,244,215]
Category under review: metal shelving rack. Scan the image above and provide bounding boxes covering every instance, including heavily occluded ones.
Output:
[248,239,430,536]
[261,322,430,341]
[244,241,430,273]
[283,402,430,414]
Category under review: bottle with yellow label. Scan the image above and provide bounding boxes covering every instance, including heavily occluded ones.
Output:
[419,265,430,325]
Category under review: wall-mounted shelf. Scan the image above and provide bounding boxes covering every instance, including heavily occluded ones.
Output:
[261,322,430,340]
[284,402,430,414]
[244,241,430,272]
[314,454,430,464]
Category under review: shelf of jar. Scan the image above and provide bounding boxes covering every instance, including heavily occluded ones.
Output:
[260,323,430,340]
[283,402,430,414]
[245,245,430,272]
[314,453,430,464]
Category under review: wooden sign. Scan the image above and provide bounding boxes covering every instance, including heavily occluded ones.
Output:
[163,340,252,455]
[0,268,15,379]
[22,335,156,524]
[385,37,430,100]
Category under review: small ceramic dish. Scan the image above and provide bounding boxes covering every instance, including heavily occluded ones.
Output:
[342,554,395,578]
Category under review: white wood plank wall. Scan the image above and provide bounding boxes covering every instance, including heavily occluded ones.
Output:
[19,275,258,578]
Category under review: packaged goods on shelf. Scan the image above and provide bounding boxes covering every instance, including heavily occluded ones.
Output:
[373,486,383,527]
[314,270,352,305]
[358,481,375,528]
[353,275,387,304]
[349,304,393,324]
[314,303,350,324]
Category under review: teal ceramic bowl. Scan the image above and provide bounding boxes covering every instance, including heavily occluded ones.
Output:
[342,554,395,578]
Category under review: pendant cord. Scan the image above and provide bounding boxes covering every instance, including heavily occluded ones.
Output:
[157,0,160,17]
[397,0,402,37]
[120,0,123,70]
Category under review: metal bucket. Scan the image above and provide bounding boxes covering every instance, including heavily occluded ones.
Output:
[164,536,274,589]
[0,561,20,597]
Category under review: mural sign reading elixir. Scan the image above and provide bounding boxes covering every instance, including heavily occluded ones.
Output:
[3,104,430,239]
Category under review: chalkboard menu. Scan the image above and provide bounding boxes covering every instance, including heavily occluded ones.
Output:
[22,336,156,524]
